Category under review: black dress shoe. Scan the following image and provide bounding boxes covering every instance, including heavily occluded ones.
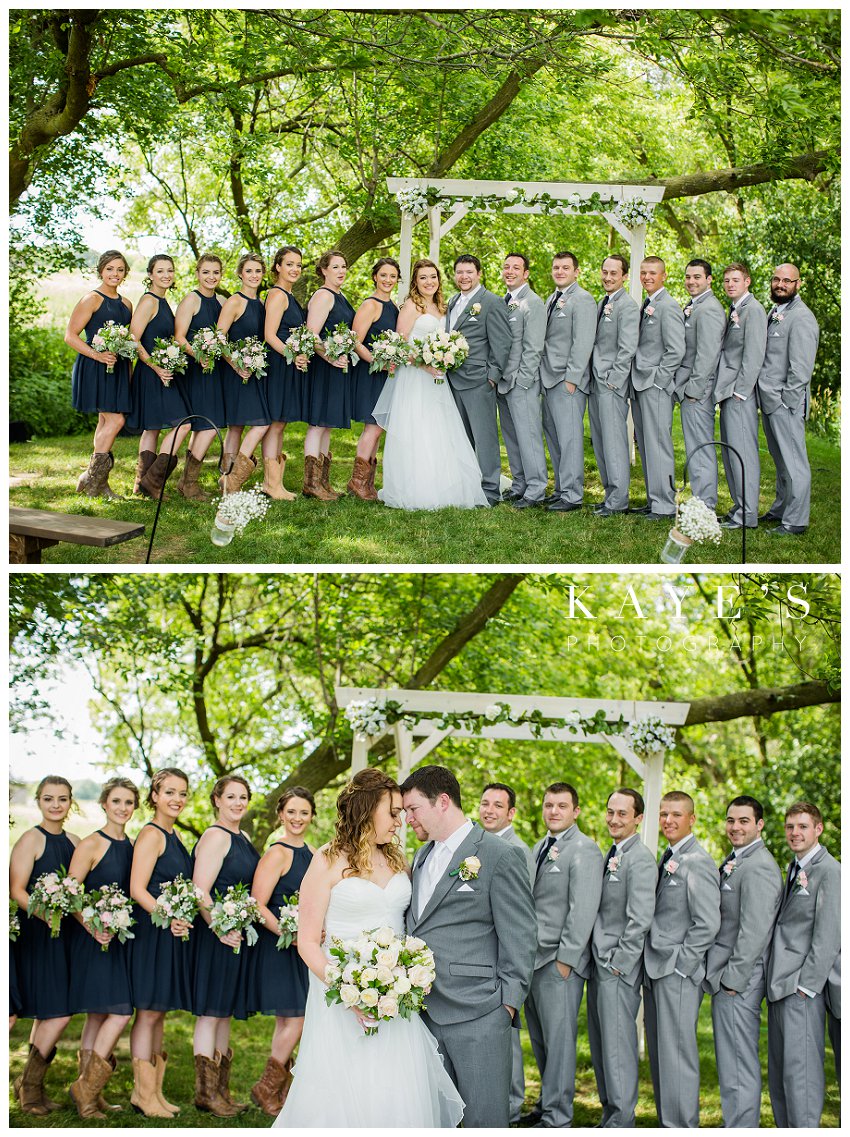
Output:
[546,500,582,512]
[502,488,524,501]
[595,506,628,517]
[641,511,676,522]
[543,492,561,505]
[759,511,783,524]
[513,497,542,510]
[766,523,807,536]
[720,519,758,530]
[629,504,651,514]
[518,1110,543,1127]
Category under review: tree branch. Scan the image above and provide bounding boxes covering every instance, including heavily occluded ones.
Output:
[684,680,839,725]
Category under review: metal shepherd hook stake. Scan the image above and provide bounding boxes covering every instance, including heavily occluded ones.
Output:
[676,440,747,565]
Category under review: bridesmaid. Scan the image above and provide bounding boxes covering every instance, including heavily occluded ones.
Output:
[9,776,80,1114]
[192,775,260,1117]
[127,254,191,499]
[173,254,227,501]
[249,787,316,1115]
[67,777,138,1120]
[128,768,193,1118]
[348,257,400,499]
[217,254,271,493]
[65,250,133,499]
[262,245,308,502]
[302,250,355,501]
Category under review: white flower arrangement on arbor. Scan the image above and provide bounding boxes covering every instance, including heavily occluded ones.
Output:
[624,716,676,757]
[345,699,390,737]
[394,186,656,231]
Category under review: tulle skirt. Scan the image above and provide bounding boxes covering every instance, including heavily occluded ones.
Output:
[274,972,464,1128]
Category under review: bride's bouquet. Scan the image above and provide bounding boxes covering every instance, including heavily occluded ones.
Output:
[148,337,189,386]
[323,323,359,371]
[209,882,265,954]
[27,867,85,936]
[410,329,470,384]
[324,925,436,1036]
[225,336,268,382]
[90,321,137,373]
[282,325,321,369]
[80,883,136,952]
[275,892,300,949]
[150,874,205,937]
[368,330,410,377]
[190,326,229,374]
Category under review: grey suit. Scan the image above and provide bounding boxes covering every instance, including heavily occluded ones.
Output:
[589,288,640,512]
[756,294,820,529]
[445,286,513,504]
[714,293,768,526]
[674,289,726,507]
[496,825,535,1122]
[539,282,597,505]
[643,835,721,1128]
[408,823,536,1127]
[525,824,603,1127]
[496,285,548,503]
[766,844,841,1126]
[826,950,841,1084]
[702,840,782,1126]
[630,288,686,514]
[588,835,656,1127]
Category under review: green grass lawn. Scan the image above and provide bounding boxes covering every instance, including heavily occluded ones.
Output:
[9,420,839,565]
[9,1000,840,1126]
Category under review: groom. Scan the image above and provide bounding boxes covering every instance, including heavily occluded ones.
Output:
[445,254,513,505]
[401,765,536,1127]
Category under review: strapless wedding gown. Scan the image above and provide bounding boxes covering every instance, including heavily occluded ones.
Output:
[372,313,488,509]
[273,873,464,1128]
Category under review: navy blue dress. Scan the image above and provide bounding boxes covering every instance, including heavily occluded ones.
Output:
[71,291,133,415]
[266,287,307,424]
[192,825,261,1019]
[184,290,227,430]
[68,832,134,1015]
[305,288,355,428]
[221,293,271,426]
[125,294,191,432]
[14,826,75,1019]
[130,823,194,1013]
[250,843,312,1016]
[350,298,398,425]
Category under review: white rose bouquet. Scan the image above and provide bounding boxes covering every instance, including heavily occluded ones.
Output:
[209,882,265,955]
[676,496,722,545]
[149,337,189,386]
[276,892,299,950]
[344,698,389,737]
[81,883,136,952]
[411,329,470,384]
[368,330,410,377]
[225,336,268,382]
[323,323,359,371]
[190,326,229,374]
[10,899,21,941]
[325,926,436,1036]
[90,321,137,374]
[150,874,206,937]
[27,868,85,937]
[282,325,321,370]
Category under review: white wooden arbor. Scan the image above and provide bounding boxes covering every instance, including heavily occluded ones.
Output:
[386,177,666,305]
[336,688,691,856]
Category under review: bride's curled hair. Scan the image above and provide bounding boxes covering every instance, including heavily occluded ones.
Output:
[408,259,447,315]
[327,768,408,879]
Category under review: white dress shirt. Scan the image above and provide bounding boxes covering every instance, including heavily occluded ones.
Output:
[416,819,474,916]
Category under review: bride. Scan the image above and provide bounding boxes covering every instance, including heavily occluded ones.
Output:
[273,769,464,1128]
[372,259,488,509]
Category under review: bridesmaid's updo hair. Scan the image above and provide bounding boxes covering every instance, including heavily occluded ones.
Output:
[196,253,223,272]
[143,254,175,292]
[146,767,189,810]
[210,774,252,811]
[96,250,130,278]
[276,786,316,817]
[272,246,303,276]
[409,258,446,315]
[35,775,73,802]
[371,257,401,284]
[99,777,140,809]
[326,768,407,879]
[316,250,347,280]
[236,252,266,276]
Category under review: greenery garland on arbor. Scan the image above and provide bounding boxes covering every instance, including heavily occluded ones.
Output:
[395,186,657,229]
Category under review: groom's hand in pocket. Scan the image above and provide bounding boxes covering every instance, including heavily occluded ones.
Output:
[503,1004,516,1019]
[556,961,572,980]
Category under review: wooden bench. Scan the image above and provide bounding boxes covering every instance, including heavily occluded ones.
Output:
[9,507,146,564]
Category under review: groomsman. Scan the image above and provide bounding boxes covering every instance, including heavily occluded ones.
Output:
[478,781,534,1124]
[630,257,686,519]
[715,263,768,529]
[826,951,841,1085]
[643,791,720,1128]
[587,788,656,1127]
[497,253,548,509]
[703,795,782,1126]
[588,255,640,516]
[525,783,603,1127]
[445,254,513,505]
[674,259,726,508]
[756,263,820,536]
[766,801,841,1126]
[539,253,597,512]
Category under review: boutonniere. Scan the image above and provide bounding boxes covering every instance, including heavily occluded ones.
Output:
[547,846,560,862]
[683,304,693,319]
[665,858,679,875]
[794,870,809,893]
[644,305,655,318]
[556,297,565,310]
[450,856,481,882]
[508,301,520,312]
[607,855,620,875]
[470,303,481,317]
[722,860,737,877]
[730,309,740,326]
[603,303,613,318]
[769,310,784,324]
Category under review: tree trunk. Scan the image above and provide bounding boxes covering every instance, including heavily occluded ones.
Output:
[684,680,839,725]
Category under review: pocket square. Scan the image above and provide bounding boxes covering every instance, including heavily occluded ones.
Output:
[721,883,733,891]
[456,882,475,892]
[547,865,561,873]
[468,316,478,323]
[667,878,681,886]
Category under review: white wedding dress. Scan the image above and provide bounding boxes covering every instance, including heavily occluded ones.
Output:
[273,872,464,1128]
[372,312,488,509]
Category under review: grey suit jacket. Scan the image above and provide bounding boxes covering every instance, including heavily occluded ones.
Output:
[630,287,686,393]
[756,294,820,415]
[407,823,536,1025]
[766,844,841,1002]
[498,284,546,394]
[531,823,603,978]
[643,835,721,983]
[445,286,512,391]
[591,288,640,396]
[499,824,535,887]
[538,281,597,393]
[702,839,782,995]
[674,289,726,401]
[826,949,841,1019]
[713,292,768,402]
[591,834,656,987]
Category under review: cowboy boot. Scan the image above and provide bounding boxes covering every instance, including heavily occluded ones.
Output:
[69,1049,113,1120]
[176,451,211,502]
[77,451,121,499]
[261,454,296,501]
[217,1047,249,1113]
[138,453,179,499]
[14,1044,54,1115]
[250,1056,292,1116]
[368,455,380,497]
[75,1048,121,1114]
[221,451,257,494]
[301,454,336,501]
[130,1057,173,1118]
[133,449,157,494]
[347,455,376,501]
[152,1051,180,1115]
[321,451,341,500]
[193,1053,238,1117]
